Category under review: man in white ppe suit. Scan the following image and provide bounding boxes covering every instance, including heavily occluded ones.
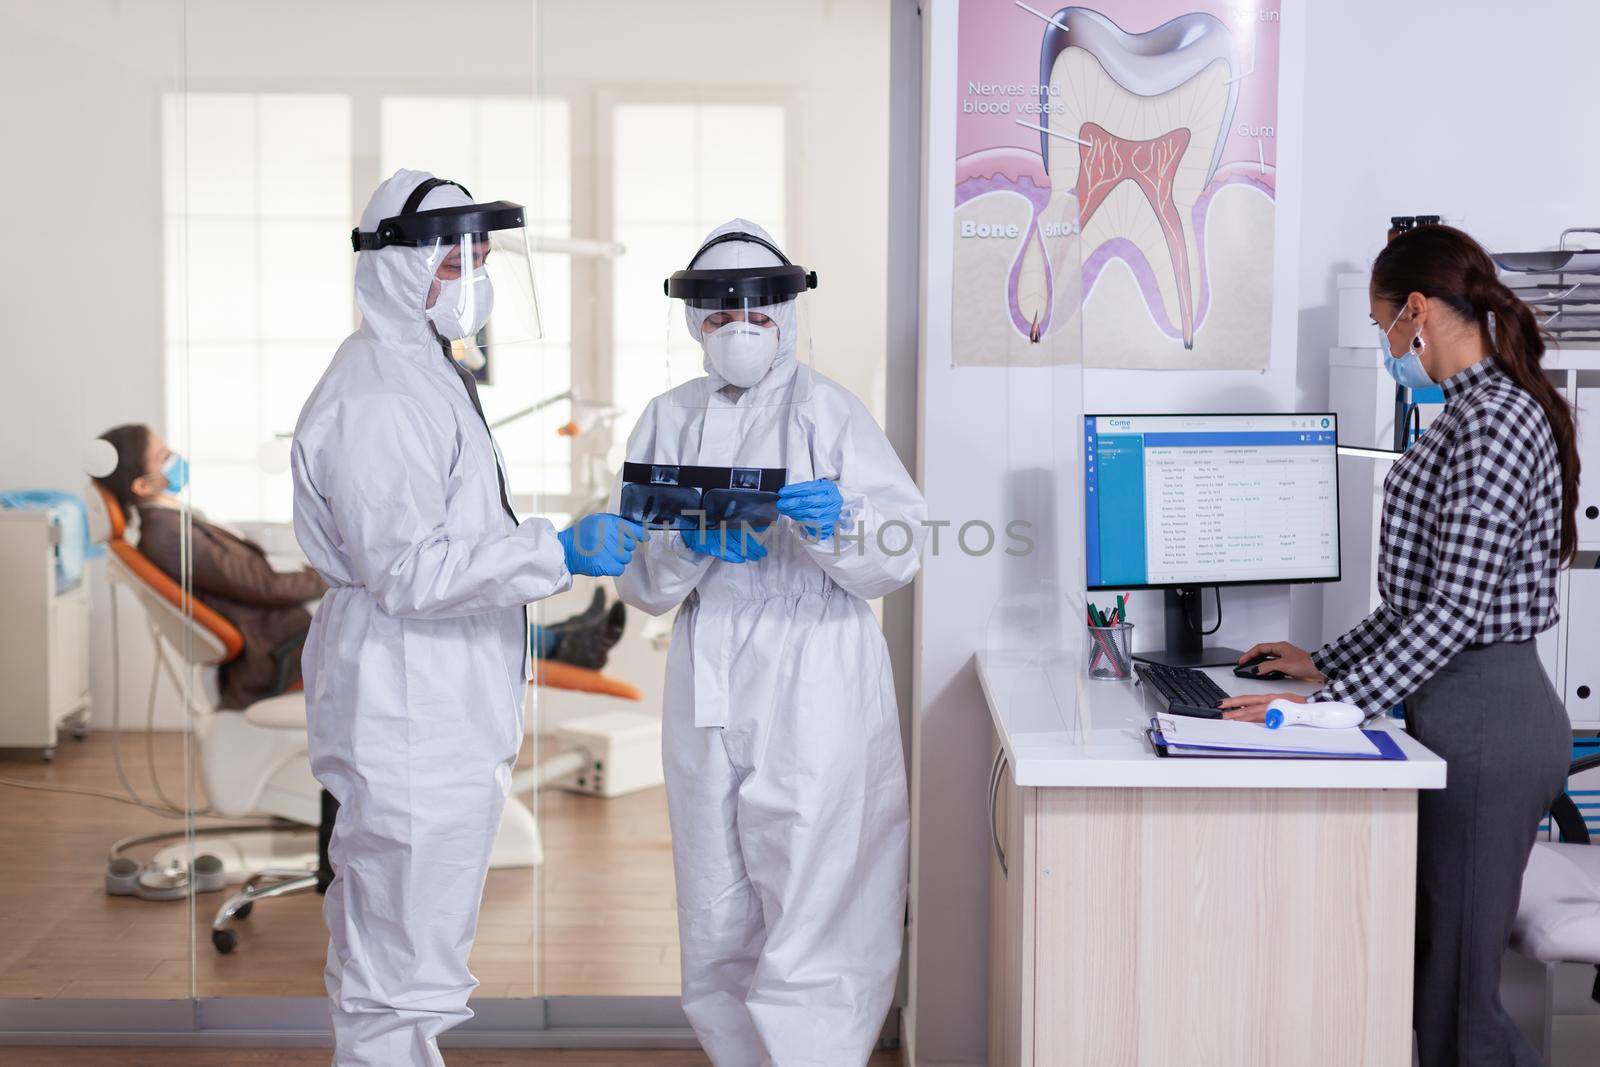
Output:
[612,220,927,1065]
[293,169,645,1065]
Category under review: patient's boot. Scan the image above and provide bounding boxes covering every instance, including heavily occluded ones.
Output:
[549,588,606,634]
[550,596,628,670]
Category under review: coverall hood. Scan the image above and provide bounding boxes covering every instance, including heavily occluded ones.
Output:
[682,218,801,384]
[354,168,475,349]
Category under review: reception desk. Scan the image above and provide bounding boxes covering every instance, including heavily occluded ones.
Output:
[979,651,1446,1067]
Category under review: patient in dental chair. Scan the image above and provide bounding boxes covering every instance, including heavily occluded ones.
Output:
[94,423,626,709]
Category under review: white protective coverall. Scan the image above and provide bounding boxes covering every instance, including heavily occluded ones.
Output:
[612,220,927,1066]
[292,169,570,1066]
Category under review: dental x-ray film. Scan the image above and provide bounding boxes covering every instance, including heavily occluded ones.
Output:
[619,463,786,531]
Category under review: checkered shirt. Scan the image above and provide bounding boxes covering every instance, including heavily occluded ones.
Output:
[1311,357,1563,712]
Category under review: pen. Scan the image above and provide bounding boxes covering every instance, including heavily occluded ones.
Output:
[1085,604,1124,672]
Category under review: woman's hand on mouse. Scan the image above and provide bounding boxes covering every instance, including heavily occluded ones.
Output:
[1237,641,1326,684]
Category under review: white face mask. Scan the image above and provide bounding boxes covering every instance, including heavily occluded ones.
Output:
[427,270,494,340]
[703,320,779,387]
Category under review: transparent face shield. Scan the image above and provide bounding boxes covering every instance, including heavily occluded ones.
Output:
[626,291,811,530]
[351,181,543,370]
[662,235,817,409]
[417,225,542,370]
[625,235,817,530]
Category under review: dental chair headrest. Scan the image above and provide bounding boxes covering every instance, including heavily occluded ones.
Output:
[83,438,118,480]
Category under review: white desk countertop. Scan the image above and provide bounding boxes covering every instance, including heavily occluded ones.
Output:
[977,650,1447,790]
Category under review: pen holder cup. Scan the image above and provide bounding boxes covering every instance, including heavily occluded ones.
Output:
[1086,623,1134,681]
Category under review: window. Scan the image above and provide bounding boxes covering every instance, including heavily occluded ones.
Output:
[163,93,352,522]
[163,94,776,523]
[611,102,786,455]
[382,96,573,502]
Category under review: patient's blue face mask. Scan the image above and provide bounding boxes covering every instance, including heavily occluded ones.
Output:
[160,454,189,495]
[1378,307,1434,390]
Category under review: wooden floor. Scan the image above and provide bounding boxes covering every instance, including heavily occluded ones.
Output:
[0,1048,901,1066]
[0,731,680,999]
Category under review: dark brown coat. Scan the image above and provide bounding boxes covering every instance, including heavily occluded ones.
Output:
[136,506,326,710]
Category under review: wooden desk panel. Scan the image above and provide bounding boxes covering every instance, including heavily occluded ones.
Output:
[1019,785,1416,1067]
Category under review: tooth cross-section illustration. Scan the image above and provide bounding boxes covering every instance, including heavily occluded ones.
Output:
[950,1,1278,369]
[1041,8,1240,350]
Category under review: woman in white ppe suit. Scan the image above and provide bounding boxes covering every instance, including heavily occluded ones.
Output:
[293,169,643,1066]
[613,220,927,1066]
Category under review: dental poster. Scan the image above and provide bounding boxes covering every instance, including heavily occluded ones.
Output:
[953,1,1281,368]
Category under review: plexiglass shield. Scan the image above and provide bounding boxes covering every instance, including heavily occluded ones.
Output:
[979,161,1090,745]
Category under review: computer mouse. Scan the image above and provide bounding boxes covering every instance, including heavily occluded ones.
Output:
[1233,654,1290,682]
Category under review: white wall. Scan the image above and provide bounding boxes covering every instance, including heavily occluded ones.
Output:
[1,0,889,732]
[0,3,181,495]
[908,7,1001,1061]
[1294,0,1600,650]
[907,0,1600,1062]
[2,2,184,733]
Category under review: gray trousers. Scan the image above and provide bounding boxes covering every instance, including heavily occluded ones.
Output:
[1406,639,1571,1067]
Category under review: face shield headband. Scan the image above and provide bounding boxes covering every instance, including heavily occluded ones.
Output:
[350,177,526,252]
[663,231,818,310]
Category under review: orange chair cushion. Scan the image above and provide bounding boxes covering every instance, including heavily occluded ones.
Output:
[97,485,246,662]
[109,540,247,661]
[533,659,641,701]
[97,483,126,541]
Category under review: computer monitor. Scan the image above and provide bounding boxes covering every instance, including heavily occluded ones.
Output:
[1084,413,1340,666]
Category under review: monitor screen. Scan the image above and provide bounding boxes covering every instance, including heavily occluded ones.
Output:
[1084,414,1340,590]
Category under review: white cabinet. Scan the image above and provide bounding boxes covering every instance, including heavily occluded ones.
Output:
[0,509,92,752]
[1573,388,1600,547]
[1536,569,1566,698]
[1325,348,1393,642]
[987,739,1035,1067]
[1563,568,1600,726]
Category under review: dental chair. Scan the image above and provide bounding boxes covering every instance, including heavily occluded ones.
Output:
[1502,745,1600,1057]
[87,486,547,954]
[89,484,325,952]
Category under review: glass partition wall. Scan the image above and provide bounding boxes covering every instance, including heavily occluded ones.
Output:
[172,0,552,1007]
[0,0,898,1042]
[0,0,201,1006]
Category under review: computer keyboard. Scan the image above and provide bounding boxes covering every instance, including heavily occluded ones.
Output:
[1135,662,1231,719]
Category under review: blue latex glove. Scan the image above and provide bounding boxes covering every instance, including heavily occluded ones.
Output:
[682,523,769,564]
[558,514,648,577]
[776,479,844,541]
